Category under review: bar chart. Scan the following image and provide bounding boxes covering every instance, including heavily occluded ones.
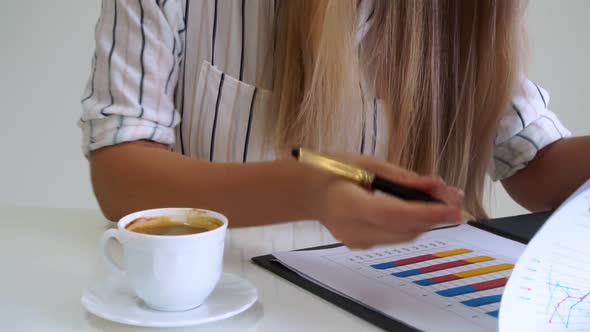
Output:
[275,224,526,332]
[360,245,513,319]
[322,236,517,328]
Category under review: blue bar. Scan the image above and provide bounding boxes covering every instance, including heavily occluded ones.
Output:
[436,285,477,297]
[371,262,395,270]
[461,295,502,307]
[414,279,435,286]
[486,310,499,318]
[392,269,422,277]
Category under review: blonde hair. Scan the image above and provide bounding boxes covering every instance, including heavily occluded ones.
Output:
[271,0,526,217]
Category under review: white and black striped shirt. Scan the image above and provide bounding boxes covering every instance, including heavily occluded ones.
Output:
[79,0,571,181]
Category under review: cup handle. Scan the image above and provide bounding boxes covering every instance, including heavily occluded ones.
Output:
[100,229,125,274]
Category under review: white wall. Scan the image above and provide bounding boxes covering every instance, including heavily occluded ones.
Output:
[0,1,588,217]
[0,1,101,209]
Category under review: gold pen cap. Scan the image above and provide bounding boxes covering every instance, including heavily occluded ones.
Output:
[292,148,374,186]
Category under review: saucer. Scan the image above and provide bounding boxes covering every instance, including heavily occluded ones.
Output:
[81,273,258,327]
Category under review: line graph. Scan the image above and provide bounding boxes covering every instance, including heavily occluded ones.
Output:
[498,180,590,332]
[546,266,590,328]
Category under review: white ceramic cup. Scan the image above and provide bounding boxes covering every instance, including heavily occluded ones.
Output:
[100,208,228,311]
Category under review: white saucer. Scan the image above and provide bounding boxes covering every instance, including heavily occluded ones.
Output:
[81,272,258,327]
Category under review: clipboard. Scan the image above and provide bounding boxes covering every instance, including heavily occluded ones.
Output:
[251,211,552,332]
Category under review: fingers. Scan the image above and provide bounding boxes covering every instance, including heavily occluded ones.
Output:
[330,154,463,208]
[360,192,462,230]
[357,157,464,208]
[323,182,463,249]
[410,177,465,208]
[319,154,468,250]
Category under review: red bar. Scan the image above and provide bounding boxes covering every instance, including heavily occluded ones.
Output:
[419,260,470,273]
[472,277,509,291]
[391,254,437,267]
[429,274,459,284]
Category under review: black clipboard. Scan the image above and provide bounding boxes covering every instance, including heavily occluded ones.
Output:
[251,211,553,332]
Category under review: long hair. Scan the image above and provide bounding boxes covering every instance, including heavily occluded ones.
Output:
[271,0,526,217]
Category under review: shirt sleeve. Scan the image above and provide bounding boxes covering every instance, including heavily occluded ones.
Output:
[489,79,572,181]
[78,0,185,155]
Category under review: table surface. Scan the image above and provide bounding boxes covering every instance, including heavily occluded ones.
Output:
[0,207,382,332]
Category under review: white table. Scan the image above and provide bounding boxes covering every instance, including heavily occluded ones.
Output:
[0,207,382,331]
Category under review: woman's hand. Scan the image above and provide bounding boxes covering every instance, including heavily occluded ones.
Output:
[310,155,464,249]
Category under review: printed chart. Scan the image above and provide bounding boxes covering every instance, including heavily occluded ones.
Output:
[499,180,590,332]
[327,240,512,321]
[275,224,526,332]
[500,246,590,331]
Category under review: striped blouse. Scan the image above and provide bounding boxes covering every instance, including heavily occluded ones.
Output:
[79,0,571,181]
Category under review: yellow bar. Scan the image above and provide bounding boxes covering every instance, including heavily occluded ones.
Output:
[455,264,514,278]
[465,256,494,264]
[433,248,472,258]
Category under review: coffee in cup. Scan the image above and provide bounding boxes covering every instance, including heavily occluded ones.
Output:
[125,214,222,236]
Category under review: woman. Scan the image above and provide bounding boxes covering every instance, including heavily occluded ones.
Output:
[80,0,589,248]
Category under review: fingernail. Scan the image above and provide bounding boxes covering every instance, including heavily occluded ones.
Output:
[451,188,464,199]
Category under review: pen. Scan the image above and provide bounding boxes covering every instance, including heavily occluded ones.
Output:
[291,147,474,223]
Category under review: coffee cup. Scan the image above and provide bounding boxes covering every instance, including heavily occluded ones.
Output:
[100,208,228,311]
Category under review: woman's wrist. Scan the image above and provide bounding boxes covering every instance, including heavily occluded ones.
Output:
[276,157,331,222]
